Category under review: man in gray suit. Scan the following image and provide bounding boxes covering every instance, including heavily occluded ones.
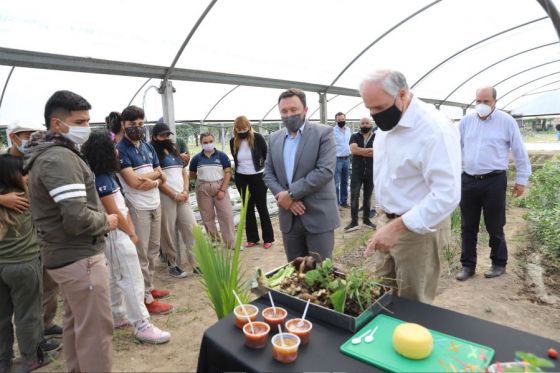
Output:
[263,88,340,261]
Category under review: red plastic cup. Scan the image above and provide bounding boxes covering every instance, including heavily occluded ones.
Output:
[262,306,287,330]
[285,318,313,345]
[233,304,258,329]
[271,333,301,364]
[242,321,270,349]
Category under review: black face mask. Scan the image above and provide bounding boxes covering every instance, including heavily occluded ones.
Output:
[371,98,402,131]
[237,131,249,139]
[360,126,372,134]
[337,121,346,128]
[125,126,144,142]
[152,139,175,152]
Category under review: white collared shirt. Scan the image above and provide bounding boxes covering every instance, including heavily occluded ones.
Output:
[333,125,351,157]
[374,97,462,234]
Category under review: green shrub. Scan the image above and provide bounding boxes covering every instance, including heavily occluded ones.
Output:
[523,155,560,258]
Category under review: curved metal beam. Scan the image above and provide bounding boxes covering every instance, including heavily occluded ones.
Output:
[325,0,442,92]
[411,17,547,89]
[493,59,560,87]
[345,99,366,118]
[537,0,560,41]
[202,85,240,123]
[438,42,558,106]
[498,71,560,105]
[467,60,560,106]
[0,66,15,111]
[127,77,152,107]
[259,103,279,124]
[163,0,218,83]
[501,78,560,108]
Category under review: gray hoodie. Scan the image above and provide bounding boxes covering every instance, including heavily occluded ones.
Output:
[24,131,107,269]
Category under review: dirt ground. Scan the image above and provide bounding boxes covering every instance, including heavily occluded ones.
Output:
[28,201,560,373]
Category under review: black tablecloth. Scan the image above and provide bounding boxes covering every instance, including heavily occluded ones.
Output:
[197,296,560,372]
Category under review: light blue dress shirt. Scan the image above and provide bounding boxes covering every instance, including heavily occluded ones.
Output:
[333,126,351,157]
[283,122,306,185]
[459,109,531,185]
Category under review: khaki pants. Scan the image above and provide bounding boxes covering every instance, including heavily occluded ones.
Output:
[160,193,197,269]
[195,181,235,248]
[42,268,58,329]
[127,204,161,303]
[372,214,451,304]
[47,254,113,373]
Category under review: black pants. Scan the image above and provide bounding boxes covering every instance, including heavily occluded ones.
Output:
[350,172,373,224]
[460,172,508,269]
[235,172,274,244]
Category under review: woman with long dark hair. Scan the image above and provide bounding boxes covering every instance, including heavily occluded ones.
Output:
[150,123,197,277]
[230,116,274,249]
[0,154,51,371]
[82,131,171,344]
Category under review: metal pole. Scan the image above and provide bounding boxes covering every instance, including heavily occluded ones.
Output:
[221,122,226,151]
[319,92,328,124]
[159,80,177,139]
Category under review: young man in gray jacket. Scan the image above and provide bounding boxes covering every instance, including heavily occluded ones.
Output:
[25,90,118,373]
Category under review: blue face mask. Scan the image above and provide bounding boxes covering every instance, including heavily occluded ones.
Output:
[16,137,29,154]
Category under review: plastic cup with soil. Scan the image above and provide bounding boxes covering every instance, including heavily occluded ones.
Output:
[262,306,287,330]
[233,304,258,329]
[242,321,270,349]
[285,318,313,345]
[271,333,301,364]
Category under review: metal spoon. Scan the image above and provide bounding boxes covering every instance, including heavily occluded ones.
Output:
[364,326,379,343]
[351,328,372,345]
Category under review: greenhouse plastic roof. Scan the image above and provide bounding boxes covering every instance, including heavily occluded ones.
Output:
[1,0,560,124]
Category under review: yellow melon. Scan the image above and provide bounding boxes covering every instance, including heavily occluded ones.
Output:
[392,323,433,360]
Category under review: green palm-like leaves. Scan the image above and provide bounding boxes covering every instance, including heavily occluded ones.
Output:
[193,187,251,319]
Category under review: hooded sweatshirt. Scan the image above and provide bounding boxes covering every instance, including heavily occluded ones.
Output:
[24,131,107,269]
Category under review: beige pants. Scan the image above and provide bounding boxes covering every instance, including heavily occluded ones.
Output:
[42,268,59,329]
[195,181,235,248]
[372,214,451,304]
[47,254,113,373]
[160,192,197,269]
[127,203,161,303]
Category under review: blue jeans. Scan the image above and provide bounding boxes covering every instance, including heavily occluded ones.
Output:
[335,157,349,205]
[557,131,560,141]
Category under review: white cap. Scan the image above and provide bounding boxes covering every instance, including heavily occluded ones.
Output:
[7,121,46,136]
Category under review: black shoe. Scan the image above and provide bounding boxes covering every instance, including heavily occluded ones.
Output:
[40,338,62,353]
[193,266,203,275]
[340,203,350,208]
[169,266,187,279]
[363,220,376,229]
[455,267,475,281]
[369,208,377,218]
[484,265,505,278]
[44,324,63,338]
[344,222,359,232]
[0,359,11,373]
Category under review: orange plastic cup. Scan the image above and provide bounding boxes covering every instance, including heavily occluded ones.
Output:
[242,321,270,349]
[271,333,301,364]
[233,304,258,329]
[262,307,287,330]
[285,318,313,345]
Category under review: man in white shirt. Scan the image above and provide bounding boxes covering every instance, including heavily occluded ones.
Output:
[361,69,461,304]
[333,112,352,208]
[455,86,531,281]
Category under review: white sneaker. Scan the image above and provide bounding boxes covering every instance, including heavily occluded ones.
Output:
[135,323,171,344]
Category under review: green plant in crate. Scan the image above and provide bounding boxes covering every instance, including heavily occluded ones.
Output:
[192,188,251,319]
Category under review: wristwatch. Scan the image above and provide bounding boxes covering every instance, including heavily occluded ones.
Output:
[288,190,294,199]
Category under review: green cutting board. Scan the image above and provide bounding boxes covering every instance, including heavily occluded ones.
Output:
[340,315,495,372]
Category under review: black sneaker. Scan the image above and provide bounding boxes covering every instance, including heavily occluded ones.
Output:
[363,220,376,229]
[193,266,203,275]
[169,266,187,279]
[40,339,62,353]
[44,324,63,338]
[344,222,359,232]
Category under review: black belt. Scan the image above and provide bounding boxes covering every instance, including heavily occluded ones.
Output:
[385,213,402,220]
[463,170,506,180]
[337,156,349,159]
